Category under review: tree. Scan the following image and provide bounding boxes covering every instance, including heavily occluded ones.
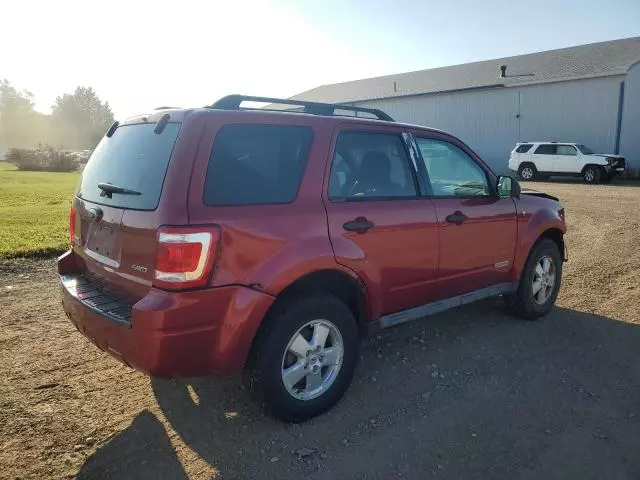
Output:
[51,86,114,149]
[0,79,46,150]
[0,82,114,151]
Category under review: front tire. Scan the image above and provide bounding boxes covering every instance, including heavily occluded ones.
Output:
[505,238,562,320]
[583,166,601,184]
[246,295,359,422]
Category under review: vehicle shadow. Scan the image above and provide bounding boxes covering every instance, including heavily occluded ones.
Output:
[76,409,188,479]
[77,302,640,479]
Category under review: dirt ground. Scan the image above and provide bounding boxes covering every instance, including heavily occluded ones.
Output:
[1,180,639,480]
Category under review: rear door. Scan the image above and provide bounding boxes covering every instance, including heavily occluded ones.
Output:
[324,125,440,317]
[532,144,556,172]
[413,133,517,298]
[72,118,187,302]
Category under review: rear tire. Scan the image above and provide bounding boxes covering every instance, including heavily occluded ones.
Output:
[505,238,562,320]
[583,166,601,184]
[518,163,537,181]
[246,294,359,423]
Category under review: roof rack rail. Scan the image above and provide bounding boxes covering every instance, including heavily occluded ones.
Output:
[206,95,394,122]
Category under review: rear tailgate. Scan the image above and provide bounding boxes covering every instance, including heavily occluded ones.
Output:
[73,201,159,302]
[70,116,191,303]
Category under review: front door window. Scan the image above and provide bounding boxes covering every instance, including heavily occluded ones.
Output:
[415,138,489,197]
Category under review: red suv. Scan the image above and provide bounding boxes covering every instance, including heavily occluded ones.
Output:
[59,95,567,422]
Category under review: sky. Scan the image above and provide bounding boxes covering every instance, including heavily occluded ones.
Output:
[2,0,639,119]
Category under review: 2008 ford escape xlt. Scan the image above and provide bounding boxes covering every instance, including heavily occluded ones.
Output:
[59,95,567,422]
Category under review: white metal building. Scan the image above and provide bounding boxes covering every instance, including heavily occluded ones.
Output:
[290,37,640,173]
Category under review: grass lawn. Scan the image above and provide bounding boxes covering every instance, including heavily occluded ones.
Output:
[0,162,79,259]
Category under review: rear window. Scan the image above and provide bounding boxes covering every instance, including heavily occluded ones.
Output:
[515,143,533,153]
[534,144,556,155]
[77,122,180,210]
[204,124,313,206]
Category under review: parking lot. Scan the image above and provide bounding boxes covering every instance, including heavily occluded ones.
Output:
[1,180,639,479]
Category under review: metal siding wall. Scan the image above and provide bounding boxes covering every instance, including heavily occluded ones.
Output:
[619,62,640,170]
[358,76,622,173]
[518,77,620,155]
[357,90,519,173]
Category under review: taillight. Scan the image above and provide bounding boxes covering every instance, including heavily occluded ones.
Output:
[69,206,76,246]
[153,226,220,290]
[156,242,202,273]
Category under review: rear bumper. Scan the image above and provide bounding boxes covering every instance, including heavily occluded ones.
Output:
[59,251,274,377]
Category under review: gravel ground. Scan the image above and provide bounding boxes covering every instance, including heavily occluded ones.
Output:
[1,180,639,479]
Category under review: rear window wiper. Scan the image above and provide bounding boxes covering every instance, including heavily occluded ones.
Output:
[97,182,142,198]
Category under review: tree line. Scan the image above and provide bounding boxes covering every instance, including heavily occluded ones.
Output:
[0,79,114,152]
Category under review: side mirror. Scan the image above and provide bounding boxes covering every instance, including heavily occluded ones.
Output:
[497,175,520,198]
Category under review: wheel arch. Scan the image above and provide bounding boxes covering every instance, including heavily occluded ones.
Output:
[268,269,370,333]
[581,163,605,174]
[245,268,371,369]
[537,228,565,260]
[518,161,537,171]
[521,227,566,274]
[512,213,566,282]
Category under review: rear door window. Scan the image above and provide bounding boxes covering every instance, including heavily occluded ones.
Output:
[204,124,313,206]
[328,131,417,200]
[77,123,180,210]
[534,144,557,155]
[515,144,533,153]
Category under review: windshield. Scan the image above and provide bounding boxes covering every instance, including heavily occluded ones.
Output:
[77,122,180,210]
[577,144,594,154]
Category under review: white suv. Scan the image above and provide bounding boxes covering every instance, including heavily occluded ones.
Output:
[509,142,626,183]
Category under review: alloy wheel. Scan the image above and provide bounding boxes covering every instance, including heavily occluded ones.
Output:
[532,255,556,305]
[281,319,344,401]
[585,169,595,182]
[521,167,534,180]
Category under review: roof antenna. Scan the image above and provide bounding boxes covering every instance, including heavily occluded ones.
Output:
[105,121,119,138]
[153,113,170,134]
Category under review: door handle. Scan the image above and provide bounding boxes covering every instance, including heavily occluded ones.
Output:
[445,211,468,225]
[343,217,374,233]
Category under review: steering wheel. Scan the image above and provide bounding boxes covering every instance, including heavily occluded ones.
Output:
[348,180,377,198]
